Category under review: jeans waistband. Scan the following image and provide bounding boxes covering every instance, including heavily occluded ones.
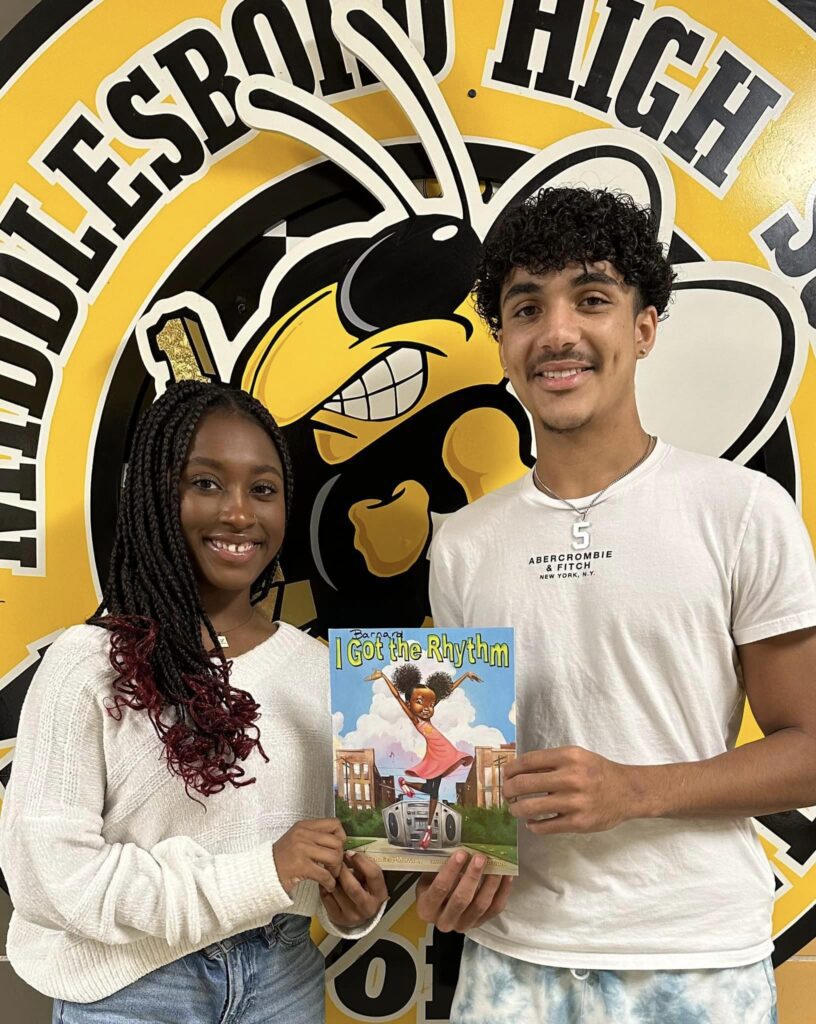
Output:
[201,915,296,959]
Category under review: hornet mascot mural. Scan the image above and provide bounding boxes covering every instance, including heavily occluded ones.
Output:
[133,1,809,637]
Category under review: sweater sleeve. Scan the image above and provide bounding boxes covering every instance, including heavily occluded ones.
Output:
[0,633,294,949]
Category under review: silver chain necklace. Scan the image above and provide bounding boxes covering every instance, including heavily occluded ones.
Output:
[533,435,656,550]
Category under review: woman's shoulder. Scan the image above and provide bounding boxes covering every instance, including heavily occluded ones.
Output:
[34,623,113,688]
[271,623,329,667]
[237,622,329,675]
[43,622,111,663]
[16,624,113,728]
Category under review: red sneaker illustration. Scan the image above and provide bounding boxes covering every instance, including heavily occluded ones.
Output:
[398,776,415,798]
[419,826,433,850]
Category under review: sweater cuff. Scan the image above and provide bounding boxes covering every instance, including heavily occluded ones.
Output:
[218,842,293,929]
[317,893,387,940]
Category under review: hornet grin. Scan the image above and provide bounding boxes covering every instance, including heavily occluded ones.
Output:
[323,346,427,421]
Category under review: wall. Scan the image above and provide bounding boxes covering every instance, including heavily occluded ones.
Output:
[2,1,816,1021]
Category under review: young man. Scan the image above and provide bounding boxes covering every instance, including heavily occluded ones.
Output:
[419,188,816,1023]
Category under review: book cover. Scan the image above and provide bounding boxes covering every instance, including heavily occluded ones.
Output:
[330,627,517,874]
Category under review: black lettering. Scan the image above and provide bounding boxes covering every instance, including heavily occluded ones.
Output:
[155,27,249,155]
[43,114,161,237]
[760,196,816,278]
[0,197,115,292]
[665,50,783,186]
[411,0,450,77]
[0,252,79,356]
[230,0,316,91]
[489,0,583,98]
[0,463,35,502]
[305,0,355,95]
[0,500,35,533]
[0,536,36,568]
[799,276,816,330]
[105,65,206,192]
[333,938,416,1016]
[353,0,413,87]
[0,337,52,420]
[424,931,463,1020]
[0,419,40,459]
[615,17,706,139]
[574,0,644,112]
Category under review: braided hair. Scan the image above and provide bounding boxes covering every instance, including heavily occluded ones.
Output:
[89,380,294,797]
[393,664,455,703]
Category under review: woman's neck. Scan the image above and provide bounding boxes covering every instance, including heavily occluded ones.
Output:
[197,585,254,631]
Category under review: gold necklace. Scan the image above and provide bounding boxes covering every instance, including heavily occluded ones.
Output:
[210,608,256,649]
[533,435,656,551]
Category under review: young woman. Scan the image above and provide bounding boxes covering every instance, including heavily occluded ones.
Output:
[0,381,387,1023]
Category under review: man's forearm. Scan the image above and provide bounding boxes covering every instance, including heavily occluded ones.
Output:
[626,729,816,820]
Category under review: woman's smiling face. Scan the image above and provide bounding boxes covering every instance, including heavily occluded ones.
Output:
[179,408,286,598]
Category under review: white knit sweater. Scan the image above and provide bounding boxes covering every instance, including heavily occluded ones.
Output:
[0,622,378,1002]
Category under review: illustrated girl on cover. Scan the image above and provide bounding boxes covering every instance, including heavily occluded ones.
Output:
[366,664,481,849]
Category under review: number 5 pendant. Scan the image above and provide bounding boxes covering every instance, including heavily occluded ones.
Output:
[572,521,591,550]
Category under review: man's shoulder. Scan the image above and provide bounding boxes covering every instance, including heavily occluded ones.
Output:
[665,444,769,497]
[435,474,529,546]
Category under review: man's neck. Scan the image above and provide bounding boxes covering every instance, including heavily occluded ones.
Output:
[532,418,653,499]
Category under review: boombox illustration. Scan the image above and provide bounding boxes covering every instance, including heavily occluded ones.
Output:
[383,799,462,851]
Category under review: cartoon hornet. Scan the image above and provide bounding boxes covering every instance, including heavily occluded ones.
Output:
[365,663,480,850]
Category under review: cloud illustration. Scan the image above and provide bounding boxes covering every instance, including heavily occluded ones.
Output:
[338,658,507,774]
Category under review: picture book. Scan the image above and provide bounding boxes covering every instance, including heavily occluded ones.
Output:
[329,627,517,874]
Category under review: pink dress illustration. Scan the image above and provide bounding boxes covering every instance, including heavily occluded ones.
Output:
[409,720,472,779]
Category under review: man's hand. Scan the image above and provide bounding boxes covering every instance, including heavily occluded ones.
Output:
[272,818,346,893]
[503,746,637,834]
[415,850,513,932]
[320,852,388,927]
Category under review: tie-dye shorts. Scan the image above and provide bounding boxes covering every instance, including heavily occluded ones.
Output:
[450,937,778,1024]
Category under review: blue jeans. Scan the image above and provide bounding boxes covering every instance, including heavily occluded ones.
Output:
[52,915,324,1024]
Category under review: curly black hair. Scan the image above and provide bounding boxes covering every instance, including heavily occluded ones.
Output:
[474,187,675,338]
[392,663,455,703]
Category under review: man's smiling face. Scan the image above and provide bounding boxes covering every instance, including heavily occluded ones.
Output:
[497,261,657,435]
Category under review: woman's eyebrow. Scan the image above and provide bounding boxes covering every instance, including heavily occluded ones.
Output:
[186,456,282,477]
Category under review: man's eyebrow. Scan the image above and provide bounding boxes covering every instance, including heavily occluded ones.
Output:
[572,269,621,289]
[501,280,543,304]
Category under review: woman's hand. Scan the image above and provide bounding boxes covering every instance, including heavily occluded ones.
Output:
[272,818,346,893]
[320,851,388,926]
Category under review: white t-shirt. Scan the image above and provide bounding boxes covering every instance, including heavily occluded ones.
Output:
[429,440,816,969]
[0,622,379,1002]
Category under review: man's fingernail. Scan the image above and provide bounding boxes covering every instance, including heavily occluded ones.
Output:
[474,856,485,869]
[454,851,467,864]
